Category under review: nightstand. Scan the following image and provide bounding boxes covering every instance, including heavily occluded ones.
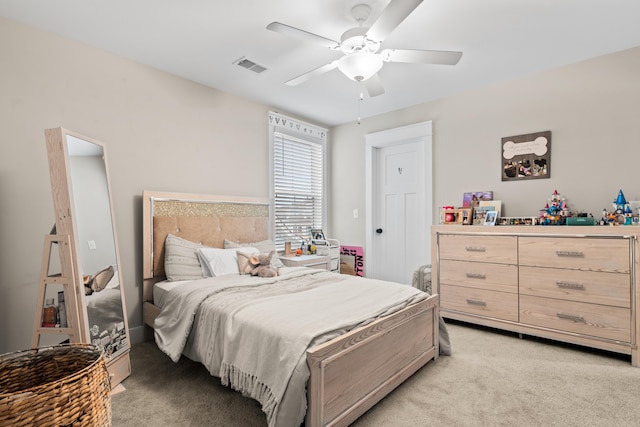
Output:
[314,238,340,273]
[280,254,331,270]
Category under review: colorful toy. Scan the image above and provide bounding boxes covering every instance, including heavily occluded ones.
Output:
[601,189,634,225]
[539,189,571,225]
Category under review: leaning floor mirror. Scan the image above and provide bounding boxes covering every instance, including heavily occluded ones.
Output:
[45,127,131,389]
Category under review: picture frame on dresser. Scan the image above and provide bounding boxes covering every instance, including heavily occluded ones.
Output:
[460,208,473,225]
[479,200,501,217]
[472,207,491,225]
[483,211,498,226]
[310,228,325,240]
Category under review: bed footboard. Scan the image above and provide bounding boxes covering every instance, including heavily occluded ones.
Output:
[306,294,439,427]
[143,292,439,427]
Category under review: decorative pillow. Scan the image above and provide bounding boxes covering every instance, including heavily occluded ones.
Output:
[197,247,251,277]
[224,239,284,269]
[105,272,120,289]
[164,234,207,281]
[91,265,115,293]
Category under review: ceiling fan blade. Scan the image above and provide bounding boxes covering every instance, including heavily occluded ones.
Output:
[365,73,385,97]
[366,0,423,42]
[267,22,340,49]
[285,60,339,86]
[381,49,462,65]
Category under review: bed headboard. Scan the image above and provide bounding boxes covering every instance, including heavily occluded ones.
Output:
[142,191,271,299]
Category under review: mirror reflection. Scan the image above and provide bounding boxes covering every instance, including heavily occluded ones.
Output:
[66,135,128,357]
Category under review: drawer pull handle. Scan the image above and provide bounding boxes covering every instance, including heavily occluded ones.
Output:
[465,246,486,252]
[466,273,486,279]
[556,281,585,290]
[556,313,586,323]
[466,299,487,307]
[555,250,584,257]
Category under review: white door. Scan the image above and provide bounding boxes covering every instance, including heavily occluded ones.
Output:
[365,121,432,284]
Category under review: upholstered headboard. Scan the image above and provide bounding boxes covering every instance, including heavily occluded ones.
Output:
[142,191,271,298]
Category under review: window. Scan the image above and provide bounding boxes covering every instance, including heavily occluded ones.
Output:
[269,112,327,250]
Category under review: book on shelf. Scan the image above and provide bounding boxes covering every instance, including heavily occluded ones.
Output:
[58,290,67,328]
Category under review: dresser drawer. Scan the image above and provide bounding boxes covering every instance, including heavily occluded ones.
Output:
[520,266,630,308]
[330,247,340,258]
[520,295,630,342]
[440,260,517,294]
[441,285,518,321]
[519,237,630,273]
[438,234,517,264]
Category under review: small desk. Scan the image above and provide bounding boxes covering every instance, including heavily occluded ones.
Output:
[280,254,331,270]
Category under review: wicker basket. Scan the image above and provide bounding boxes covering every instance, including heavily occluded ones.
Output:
[0,343,111,427]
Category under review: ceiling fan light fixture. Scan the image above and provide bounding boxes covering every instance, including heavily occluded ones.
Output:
[339,27,380,55]
[338,52,383,82]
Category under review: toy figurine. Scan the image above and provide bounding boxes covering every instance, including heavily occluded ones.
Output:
[614,189,629,214]
[600,189,635,225]
[539,189,571,225]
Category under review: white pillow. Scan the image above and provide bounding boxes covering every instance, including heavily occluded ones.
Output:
[196,247,256,277]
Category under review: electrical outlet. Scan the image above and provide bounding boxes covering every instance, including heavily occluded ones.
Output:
[88,240,96,250]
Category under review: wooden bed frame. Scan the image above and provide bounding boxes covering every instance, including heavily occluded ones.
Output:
[141,190,439,427]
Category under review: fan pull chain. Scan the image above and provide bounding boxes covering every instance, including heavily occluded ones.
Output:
[357,91,364,125]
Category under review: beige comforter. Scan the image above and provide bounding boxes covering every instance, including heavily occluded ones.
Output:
[154,267,427,427]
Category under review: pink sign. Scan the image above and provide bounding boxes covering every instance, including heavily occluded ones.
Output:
[340,245,364,277]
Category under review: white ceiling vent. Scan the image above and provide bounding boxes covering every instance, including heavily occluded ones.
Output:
[234,57,267,74]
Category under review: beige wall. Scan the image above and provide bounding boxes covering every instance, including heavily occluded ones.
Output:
[0,17,293,353]
[330,46,640,248]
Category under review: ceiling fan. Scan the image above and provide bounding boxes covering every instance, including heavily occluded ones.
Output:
[267,0,462,97]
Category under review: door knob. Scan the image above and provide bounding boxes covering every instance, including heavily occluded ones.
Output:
[376,228,383,234]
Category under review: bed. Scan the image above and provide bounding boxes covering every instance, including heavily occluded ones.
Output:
[142,191,441,427]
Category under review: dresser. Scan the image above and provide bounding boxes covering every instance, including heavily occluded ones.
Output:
[432,225,640,366]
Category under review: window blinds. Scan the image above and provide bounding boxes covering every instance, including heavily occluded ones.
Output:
[273,131,324,249]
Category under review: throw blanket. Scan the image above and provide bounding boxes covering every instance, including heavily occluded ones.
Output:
[410,264,452,356]
[154,268,427,427]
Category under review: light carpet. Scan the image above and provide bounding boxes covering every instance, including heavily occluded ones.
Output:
[112,321,640,426]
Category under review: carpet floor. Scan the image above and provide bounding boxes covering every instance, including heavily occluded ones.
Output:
[112,321,640,426]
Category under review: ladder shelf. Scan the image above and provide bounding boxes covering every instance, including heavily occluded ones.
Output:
[32,234,84,348]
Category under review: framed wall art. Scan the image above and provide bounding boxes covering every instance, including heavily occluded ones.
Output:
[502,131,551,181]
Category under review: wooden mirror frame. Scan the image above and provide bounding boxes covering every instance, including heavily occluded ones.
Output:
[45,127,131,389]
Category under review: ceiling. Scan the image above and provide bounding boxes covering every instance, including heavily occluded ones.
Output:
[2,0,640,127]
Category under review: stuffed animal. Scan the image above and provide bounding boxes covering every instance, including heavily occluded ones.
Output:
[248,250,278,278]
[83,274,93,295]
